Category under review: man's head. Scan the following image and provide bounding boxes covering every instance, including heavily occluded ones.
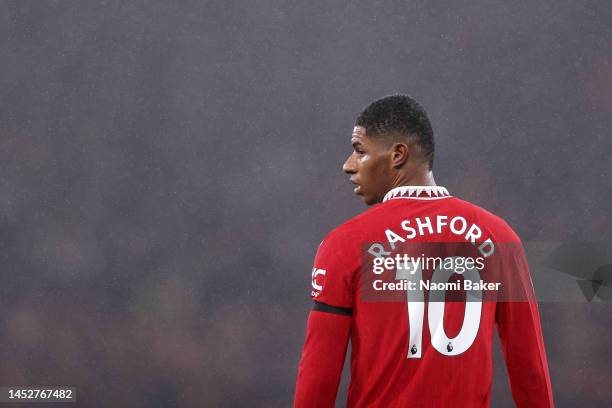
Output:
[343,95,435,205]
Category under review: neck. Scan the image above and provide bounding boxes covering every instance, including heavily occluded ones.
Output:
[392,169,436,189]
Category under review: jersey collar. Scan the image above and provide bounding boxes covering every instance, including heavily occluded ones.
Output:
[383,185,451,202]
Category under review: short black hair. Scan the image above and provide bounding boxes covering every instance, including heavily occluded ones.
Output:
[356,95,435,169]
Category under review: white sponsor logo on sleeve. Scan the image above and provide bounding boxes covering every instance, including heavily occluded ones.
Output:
[311,268,326,297]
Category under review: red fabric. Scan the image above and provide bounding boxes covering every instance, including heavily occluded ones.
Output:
[496,245,554,406]
[295,195,554,407]
[294,311,351,408]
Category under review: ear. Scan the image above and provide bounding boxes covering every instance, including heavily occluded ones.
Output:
[390,142,410,168]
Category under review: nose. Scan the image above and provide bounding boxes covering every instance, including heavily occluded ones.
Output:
[343,153,357,174]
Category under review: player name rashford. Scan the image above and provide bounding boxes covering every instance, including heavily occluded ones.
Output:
[368,215,495,259]
[373,279,501,291]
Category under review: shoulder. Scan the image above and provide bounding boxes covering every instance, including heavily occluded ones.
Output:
[449,196,522,243]
[319,202,394,249]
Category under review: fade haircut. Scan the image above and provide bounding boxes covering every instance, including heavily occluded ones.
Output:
[355,95,435,169]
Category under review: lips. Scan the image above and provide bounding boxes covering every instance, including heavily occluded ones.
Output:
[350,179,361,194]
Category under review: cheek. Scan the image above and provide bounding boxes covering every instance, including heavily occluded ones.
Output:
[359,156,374,175]
[368,156,389,176]
[358,156,386,185]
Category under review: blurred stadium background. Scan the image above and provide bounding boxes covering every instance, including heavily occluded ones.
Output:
[1,1,611,406]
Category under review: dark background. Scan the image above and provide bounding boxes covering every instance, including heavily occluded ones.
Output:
[1,1,611,406]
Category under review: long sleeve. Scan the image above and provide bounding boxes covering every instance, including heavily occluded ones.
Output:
[496,243,554,407]
[294,309,351,408]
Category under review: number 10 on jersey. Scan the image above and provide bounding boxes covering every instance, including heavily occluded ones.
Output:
[396,256,483,359]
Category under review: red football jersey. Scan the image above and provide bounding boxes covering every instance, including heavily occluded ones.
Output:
[295,186,553,407]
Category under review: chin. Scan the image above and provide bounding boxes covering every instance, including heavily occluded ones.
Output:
[361,194,378,206]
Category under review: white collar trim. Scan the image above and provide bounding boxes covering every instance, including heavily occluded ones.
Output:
[383,185,451,202]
